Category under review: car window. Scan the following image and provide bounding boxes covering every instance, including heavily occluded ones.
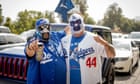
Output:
[130,32,140,39]
[89,28,112,44]
[96,31,112,44]
[0,26,11,33]
[113,40,130,51]
[51,25,67,31]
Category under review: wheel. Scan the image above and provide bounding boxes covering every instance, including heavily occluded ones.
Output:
[128,63,133,76]
[135,60,139,67]
[103,63,115,84]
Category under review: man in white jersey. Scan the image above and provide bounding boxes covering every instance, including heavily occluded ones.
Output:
[61,13,115,84]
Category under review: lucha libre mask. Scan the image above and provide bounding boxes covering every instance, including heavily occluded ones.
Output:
[35,18,50,42]
[69,13,85,34]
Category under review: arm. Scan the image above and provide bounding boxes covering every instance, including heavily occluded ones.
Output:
[64,26,71,35]
[54,26,71,40]
[94,35,115,58]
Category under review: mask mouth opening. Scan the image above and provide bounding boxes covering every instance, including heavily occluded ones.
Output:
[41,32,49,41]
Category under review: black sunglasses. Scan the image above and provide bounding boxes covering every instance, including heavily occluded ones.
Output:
[38,24,50,31]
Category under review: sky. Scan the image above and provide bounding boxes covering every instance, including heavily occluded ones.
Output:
[1,0,140,22]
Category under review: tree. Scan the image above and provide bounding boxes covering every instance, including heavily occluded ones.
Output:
[102,3,123,29]
[44,11,55,23]
[84,13,95,24]
[3,17,13,32]
[0,4,3,25]
[72,0,95,24]
[101,3,140,33]
[11,10,56,34]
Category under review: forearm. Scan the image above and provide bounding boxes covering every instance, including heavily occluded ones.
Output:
[94,36,115,58]
[104,43,115,58]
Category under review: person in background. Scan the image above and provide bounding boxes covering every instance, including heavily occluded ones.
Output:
[61,13,115,84]
[24,18,69,84]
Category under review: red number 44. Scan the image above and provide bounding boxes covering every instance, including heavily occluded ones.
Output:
[86,57,96,68]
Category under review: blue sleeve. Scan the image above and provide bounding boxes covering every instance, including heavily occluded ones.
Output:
[52,30,66,39]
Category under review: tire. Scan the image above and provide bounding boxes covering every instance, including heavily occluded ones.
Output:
[128,62,133,76]
[103,63,115,84]
[135,60,139,67]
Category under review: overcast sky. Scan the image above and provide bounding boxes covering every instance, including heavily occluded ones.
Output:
[1,0,140,22]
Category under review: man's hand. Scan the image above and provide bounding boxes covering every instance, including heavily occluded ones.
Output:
[26,40,39,57]
[64,26,71,35]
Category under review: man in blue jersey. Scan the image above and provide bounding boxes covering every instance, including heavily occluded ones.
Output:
[25,18,69,84]
[61,13,115,84]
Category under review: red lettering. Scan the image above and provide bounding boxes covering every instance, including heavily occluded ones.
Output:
[86,57,96,68]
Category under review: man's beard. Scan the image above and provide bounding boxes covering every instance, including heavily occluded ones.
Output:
[41,32,49,42]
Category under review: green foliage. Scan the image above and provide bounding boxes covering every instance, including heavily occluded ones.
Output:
[73,0,95,24]
[0,4,3,25]
[102,3,122,29]
[84,14,95,24]
[101,3,140,33]
[4,10,56,34]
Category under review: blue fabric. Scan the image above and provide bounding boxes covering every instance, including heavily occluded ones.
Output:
[40,31,66,84]
[55,0,74,22]
[26,57,41,84]
[70,33,86,84]
[25,31,66,84]
[24,38,41,84]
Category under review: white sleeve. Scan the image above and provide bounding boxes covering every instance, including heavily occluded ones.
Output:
[96,42,107,58]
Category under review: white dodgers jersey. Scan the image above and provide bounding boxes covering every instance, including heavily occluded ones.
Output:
[61,31,107,84]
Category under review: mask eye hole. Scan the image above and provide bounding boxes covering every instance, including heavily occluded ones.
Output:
[75,19,81,24]
[70,19,81,26]
[38,24,50,31]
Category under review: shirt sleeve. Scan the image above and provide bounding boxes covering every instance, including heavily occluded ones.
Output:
[96,42,107,58]
[52,31,66,40]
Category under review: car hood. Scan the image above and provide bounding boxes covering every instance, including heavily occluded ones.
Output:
[115,49,131,58]
[0,46,25,56]
[131,39,140,41]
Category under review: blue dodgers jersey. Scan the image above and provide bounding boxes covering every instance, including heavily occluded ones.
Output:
[40,31,66,84]
[24,40,41,84]
[26,57,41,84]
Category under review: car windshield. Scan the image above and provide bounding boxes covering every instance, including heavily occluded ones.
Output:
[113,40,130,51]
[130,33,140,39]
[51,24,67,31]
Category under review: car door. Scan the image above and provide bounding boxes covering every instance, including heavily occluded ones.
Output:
[131,41,139,67]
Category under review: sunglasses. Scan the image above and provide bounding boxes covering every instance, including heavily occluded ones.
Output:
[38,24,50,31]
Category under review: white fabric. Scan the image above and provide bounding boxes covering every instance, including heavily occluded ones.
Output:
[62,31,107,84]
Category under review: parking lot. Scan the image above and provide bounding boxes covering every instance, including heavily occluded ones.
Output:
[115,60,140,84]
